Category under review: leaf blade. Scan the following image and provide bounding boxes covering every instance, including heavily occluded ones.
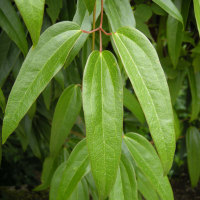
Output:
[193,0,200,36]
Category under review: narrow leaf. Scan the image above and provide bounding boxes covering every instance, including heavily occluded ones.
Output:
[173,109,181,141]
[27,101,36,120]
[193,0,200,35]
[2,21,83,144]
[0,88,6,113]
[50,85,82,157]
[15,0,45,48]
[113,26,175,175]
[83,0,96,15]
[124,133,174,200]
[42,81,52,110]
[0,0,28,56]
[83,51,123,200]
[54,70,64,89]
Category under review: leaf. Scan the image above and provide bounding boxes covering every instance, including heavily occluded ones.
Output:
[0,0,28,56]
[193,54,200,73]
[152,0,183,25]
[34,156,58,191]
[173,109,181,141]
[151,3,167,16]
[2,21,83,144]
[50,85,82,157]
[104,0,136,32]
[46,0,62,24]
[27,101,36,120]
[0,88,6,113]
[54,70,64,89]
[83,0,96,15]
[109,154,138,200]
[42,81,52,110]
[0,128,2,165]
[83,51,123,200]
[191,43,200,53]
[15,0,45,48]
[188,66,200,122]
[112,26,175,175]
[186,127,200,187]
[57,139,91,200]
[134,4,153,22]
[124,133,174,200]
[123,87,145,124]
[193,0,200,35]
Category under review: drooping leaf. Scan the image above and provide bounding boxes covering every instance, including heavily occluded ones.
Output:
[124,133,174,200]
[46,0,62,24]
[83,51,123,200]
[2,21,83,144]
[57,139,91,200]
[50,85,82,157]
[112,26,175,175]
[34,155,58,191]
[104,0,136,32]
[188,66,200,122]
[0,0,28,56]
[193,0,200,35]
[83,0,96,15]
[0,88,6,113]
[15,0,45,48]
[186,127,200,187]
[123,87,145,124]
[109,154,137,200]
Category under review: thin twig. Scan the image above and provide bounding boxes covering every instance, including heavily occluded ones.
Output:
[92,2,96,51]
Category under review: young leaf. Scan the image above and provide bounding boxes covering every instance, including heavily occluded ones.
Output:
[57,139,91,200]
[50,85,82,157]
[2,21,83,144]
[15,0,45,48]
[34,155,58,191]
[193,0,200,35]
[83,0,96,15]
[112,26,175,176]
[188,66,200,122]
[186,127,200,187]
[104,0,136,32]
[0,0,28,56]
[109,154,138,200]
[83,51,123,200]
[0,88,6,113]
[124,133,174,200]
[123,87,145,124]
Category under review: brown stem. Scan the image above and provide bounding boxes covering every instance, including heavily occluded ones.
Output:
[92,3,96,51]
[71,130,85,138]
[82,28,100,34]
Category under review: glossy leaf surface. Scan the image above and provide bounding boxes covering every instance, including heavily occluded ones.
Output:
[0,0,28,56]
[193,0,200,35]
[50,85,82,157]
[124,133,174,200]
[113,26,175,175]
[2,22,83,144]
[57,139,90,200]
[83,51,123,200]
[15,0,45,48]
[83,0,96,15]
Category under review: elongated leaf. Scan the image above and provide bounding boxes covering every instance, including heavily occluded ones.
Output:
[50,85,82,157]
[42,81,52,110]
[173,109,181,141]
[193,55,200,73]
[152,0,183,25]
[83,0,96,15]
[15,0,45,48]
[0,88,6,113]
[124,133,174,200]
[0,0,28,56]
[2,21,83,144]
[186,127,200,187]
[57,139,91,200]
[83,51,123,200]
[112,26,175,175]
[27,101,36,120]
[104,0,135,32]
[54,70,64,89]
[193,0,200,35]
[34,155,58,191]
[123,87,145,124]
[110,154,137,200]
[188,66,200,122]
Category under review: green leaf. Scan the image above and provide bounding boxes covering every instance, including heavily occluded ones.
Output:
[191,43,200,53]
[112,26,175,175]
[152,0,183,25]
[15,0,45,48]
[2,21,83,144]
[83,51,123,200]
[151,3,167,16]
[193,0,200,35]
[104,0,136,32]
[186,127,200,187]
[124,133,174,200]
[57,139,90,200]
[83,0,96,15]
[34,155,58,191]
[50,85,82,157]
[134,4,153,22]
[27,101,36,120]
[123,87,145,124]
[46,0,62,24]
[0,128,2,165]
[54,70,64,89]
[0,88,6,113]
[109,154,137,200]
[173,109,181,141]
[193,54,200,73]
[0,0,28,56]
[188,66,200,122]
[42,81,52,110]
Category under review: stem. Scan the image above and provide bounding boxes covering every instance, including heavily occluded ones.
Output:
[99,0,104,52]
[92,2,96,51]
